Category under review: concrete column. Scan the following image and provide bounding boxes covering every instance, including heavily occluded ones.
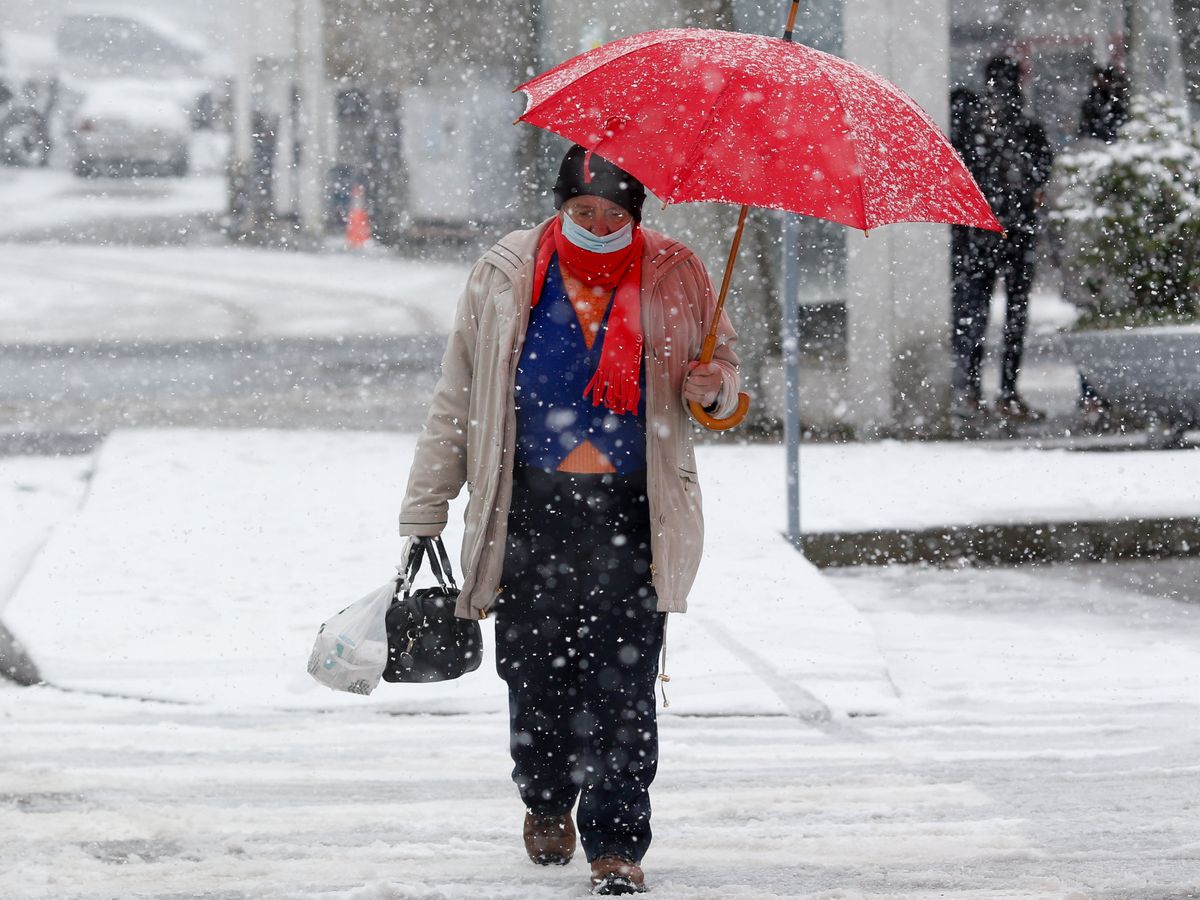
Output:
[296,0,332,239]
[228,0,258,231]
[842,0,952,438]
[1128,0,1188,115]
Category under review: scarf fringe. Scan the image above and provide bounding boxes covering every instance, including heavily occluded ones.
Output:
[584,358,642,416]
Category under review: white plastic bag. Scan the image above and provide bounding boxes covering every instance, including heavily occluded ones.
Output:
[307,576,398,695]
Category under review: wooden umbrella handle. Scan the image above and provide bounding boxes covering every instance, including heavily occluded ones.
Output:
[689,396,751,431]
[688,390,752,431]
[688,205,752,430]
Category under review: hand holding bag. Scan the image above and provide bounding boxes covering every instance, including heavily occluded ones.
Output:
[382,536,483,683]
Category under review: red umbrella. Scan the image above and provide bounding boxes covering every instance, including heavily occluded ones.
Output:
[515,6,1001,429]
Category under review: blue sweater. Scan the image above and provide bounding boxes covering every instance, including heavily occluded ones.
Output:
[514,257,646,474]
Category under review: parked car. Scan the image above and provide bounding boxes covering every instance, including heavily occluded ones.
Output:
[55,8,224,176]
[70,81,191,177]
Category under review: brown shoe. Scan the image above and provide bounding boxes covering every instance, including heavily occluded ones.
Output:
[523,811,576,866]
[994,395,1046,423]
[589,856,646,894]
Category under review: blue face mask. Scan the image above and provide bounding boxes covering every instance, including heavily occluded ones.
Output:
[560,212,634,254]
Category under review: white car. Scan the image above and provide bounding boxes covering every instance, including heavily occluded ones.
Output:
[70,81,192,177]
[56,8,220,177]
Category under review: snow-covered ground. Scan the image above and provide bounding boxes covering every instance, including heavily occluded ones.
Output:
[0,243,470,342]
[2,431,1199,898]
[0,170,469,343]
[3,431,893,717]
[0,167,226,239]
[0,453,90,605]
[798,441,1200,532]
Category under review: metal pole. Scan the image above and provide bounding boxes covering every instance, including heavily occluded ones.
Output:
[230,0,257,233]
[781,212,801,547]
[781,0,803,549]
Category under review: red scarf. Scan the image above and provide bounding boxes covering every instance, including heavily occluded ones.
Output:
[530,217,645,416]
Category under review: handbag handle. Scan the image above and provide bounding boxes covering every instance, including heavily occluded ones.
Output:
[430,536,457,587]
[402,536,458,599]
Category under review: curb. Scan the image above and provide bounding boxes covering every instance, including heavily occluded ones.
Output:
[802,516,1200,568]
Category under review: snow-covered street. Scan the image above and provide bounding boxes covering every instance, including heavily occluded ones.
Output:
[4,567,1198,899]
[0,241,472,438]
[8,675,1195,900]
[0,243,469,343]
[0,167,227,244]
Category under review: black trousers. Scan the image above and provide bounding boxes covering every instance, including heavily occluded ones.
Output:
[951,226,1037,401]
[494,465,664,864]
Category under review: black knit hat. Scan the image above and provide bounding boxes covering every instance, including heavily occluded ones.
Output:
[553,144,646,223]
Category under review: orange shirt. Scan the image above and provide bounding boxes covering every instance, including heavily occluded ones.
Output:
[560,267,611,350]
[557,264,617,473]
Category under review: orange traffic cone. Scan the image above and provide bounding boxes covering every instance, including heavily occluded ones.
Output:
[345,185,371,248]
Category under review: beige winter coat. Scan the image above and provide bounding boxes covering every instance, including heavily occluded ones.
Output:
[398,218,740,619]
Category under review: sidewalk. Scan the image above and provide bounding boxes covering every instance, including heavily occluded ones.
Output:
[798,438,1200,566]
[1,430,897,719]
[796,285,1200,566]
[9,424,1199,711]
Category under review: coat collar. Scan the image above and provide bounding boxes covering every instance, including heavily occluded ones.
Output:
[482,218,695,304]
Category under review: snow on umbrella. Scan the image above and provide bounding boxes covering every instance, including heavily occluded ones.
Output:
[515,12,1002,430]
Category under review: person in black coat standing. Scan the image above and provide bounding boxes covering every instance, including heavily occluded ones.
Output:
[949,87,988,422]
[951,56,1054,424]
[1073,65,1128,422]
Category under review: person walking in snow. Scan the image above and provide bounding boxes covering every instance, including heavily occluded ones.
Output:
[397,144,741,895]
[951,55,1054,425]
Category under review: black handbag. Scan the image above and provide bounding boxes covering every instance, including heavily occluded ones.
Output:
[382,536,483,683]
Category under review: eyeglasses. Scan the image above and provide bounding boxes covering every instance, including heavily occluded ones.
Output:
[564,204,632,227]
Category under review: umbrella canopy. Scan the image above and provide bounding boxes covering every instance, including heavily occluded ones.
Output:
[516,27,1002,234]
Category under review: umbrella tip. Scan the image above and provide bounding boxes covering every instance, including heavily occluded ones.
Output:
[863,229,870,238]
